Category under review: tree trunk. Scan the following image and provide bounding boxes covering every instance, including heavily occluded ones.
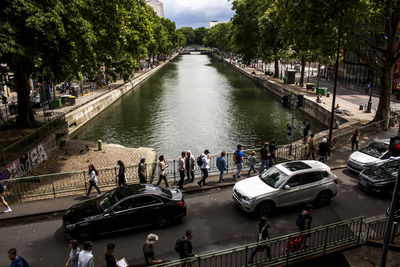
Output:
[273,56,279,78]
[14,69,35,128]
[374,65,393,129]
[316,62,321,89]
[300,56,306,86]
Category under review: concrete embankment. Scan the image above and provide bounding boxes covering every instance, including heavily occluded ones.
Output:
[67,54,178,135]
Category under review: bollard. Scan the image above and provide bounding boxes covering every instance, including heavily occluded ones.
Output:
[98,140,102,151]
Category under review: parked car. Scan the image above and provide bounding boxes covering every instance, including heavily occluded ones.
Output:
[347,140,396,173]
[232,160,338,217]
[359,159,398,195]
[63,184,186,240]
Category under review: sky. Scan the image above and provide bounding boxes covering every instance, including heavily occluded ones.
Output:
[162,0,235,29]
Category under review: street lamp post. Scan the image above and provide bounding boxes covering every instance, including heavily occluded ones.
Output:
[367,82,373,112]
[328,11,343,145]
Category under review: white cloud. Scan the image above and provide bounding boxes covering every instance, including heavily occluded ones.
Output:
[161,0,234,28]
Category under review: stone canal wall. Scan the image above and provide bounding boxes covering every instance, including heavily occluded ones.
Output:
[66,55,177,135]
[217,56,347,127]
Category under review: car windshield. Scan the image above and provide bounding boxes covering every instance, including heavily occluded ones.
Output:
[381,161,398,177]
[98,189,123,213]
[157,187,172,198]
[260,166,289,189]
[359,142,388,158]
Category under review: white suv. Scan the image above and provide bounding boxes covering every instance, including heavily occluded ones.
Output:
[232,160,338,217]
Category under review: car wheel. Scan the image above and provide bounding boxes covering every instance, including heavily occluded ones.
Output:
[157,215,172,228]
[256,201,274,217]
[315,191,331,207]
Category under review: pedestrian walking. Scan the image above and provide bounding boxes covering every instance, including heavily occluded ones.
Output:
[0,182,11,213]
[143,234,163,266]
[78,241,94,267]
[268,140,277,166]
[248,217,272,264]
[138,157,147,184]
[259,142,270,173]
[296,204,313,232]
[8,248,29,267]
[216,151,227,183]
[85,165,101,197]
[116,160,126,187]
[157,155,169,187]
[233,144,244,180]
[197,150,210,187]
[286,123,292,143]
[247,151,257,177]
[305,134,317,160]
[105,243,118,267]
[185,150,195,182]
[365,81,371,95]
[350,128,361,151]
[65,240,80,267]
[318,138,330,163]
[175,229,199,267]
[302,119,311,141]
[177,152,186,189]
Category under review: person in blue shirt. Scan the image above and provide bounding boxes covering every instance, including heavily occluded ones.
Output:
[8,248,28,267]
[216,151,227,183]
[233,144,244,180]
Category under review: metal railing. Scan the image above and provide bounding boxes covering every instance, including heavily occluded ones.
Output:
[152,216,400,267]
[153,217,365,267]
[1,114,66,166]
[4,143,304,202]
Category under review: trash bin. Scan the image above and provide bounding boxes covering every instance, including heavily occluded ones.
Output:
[359,104,364,110]
[286,70,296,84]
[306,83,315,91]
[316,87,328,95]
[98,140,102,151]
[68,96,76,105]
[52,99,62,108]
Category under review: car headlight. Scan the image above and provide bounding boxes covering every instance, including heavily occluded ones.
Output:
[65,224,76,230]
[242,196,256,203]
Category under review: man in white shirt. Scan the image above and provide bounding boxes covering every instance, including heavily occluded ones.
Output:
[78,241,94,267]
[197,150,210,187]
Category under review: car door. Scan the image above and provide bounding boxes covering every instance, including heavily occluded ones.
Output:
[131,195,164,227]
[96,197,138,234]
[277,174,310,207]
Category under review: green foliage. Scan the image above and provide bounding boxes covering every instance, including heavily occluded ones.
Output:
[194,27,208,45]
[177,27,196,45]
[204,22,232,52]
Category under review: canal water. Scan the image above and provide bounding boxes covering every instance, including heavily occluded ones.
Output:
[73,55,326,158]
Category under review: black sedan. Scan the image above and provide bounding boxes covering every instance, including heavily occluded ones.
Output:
[63,184,186,240]
[358,160,398,195]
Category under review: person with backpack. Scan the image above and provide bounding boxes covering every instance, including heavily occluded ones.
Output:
[259,142,270,173]
[8,248,29,267]
[296,204,313,232]
[216,151,227,183]
[233,144,244,180]
[248,217,272,264]
[175,229,199,267]
[197,150,210,188]
[318,138,330,163]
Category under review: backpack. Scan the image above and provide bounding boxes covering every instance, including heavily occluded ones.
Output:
[196,156,203,167]
[16,257,29,267]
[175,237,185,253]
[296,214,305,229]
[233,151,238,163]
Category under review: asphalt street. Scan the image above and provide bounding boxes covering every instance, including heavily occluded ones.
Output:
[0,166,391,267]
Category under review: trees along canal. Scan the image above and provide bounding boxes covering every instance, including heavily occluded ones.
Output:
[0,0,181,128]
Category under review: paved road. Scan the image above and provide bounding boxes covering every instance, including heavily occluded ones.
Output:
[0,166,391,267]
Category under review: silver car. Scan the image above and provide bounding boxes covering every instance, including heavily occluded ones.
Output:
[232,160,338,217]
[347,140,397,173]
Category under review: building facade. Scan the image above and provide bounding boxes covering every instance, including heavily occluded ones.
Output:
[209,21,220,28]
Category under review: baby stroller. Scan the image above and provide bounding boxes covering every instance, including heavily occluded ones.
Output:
[285,235,306,253]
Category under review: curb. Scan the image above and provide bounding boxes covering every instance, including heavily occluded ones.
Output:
[0,183,236,224]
